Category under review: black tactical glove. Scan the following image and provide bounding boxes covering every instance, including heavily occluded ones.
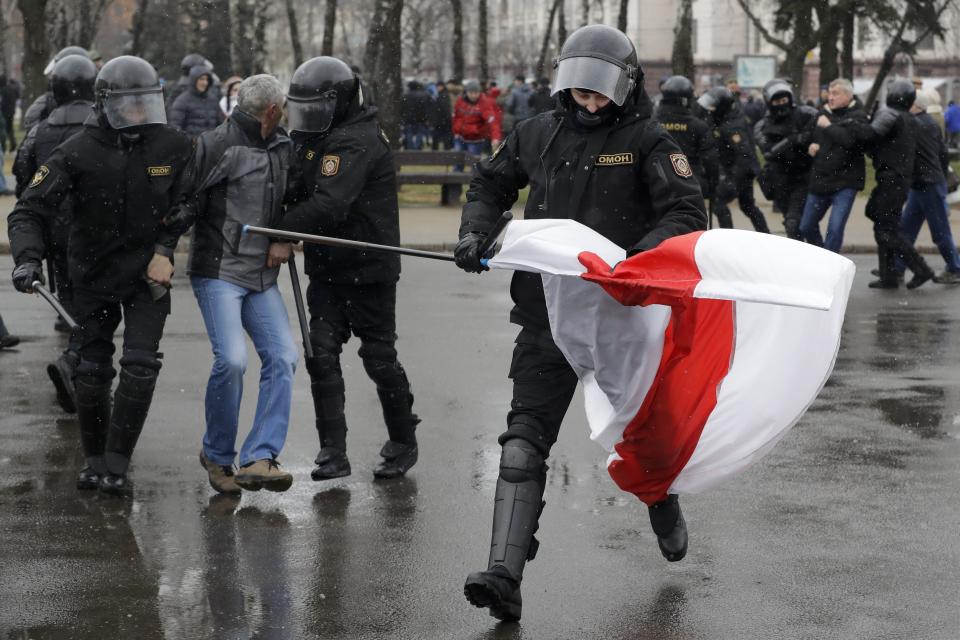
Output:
[454,232,490,273]
[12,261,44,293]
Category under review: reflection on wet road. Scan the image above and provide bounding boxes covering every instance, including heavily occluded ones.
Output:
[1,255,958,639]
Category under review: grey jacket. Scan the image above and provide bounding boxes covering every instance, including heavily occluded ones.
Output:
[179,110,296,291]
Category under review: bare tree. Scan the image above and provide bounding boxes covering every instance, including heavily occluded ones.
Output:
[617,0,629,32]
[535,0,563,79]
[671,0,694,78]
[557,0,567,48]
[735,0,820,85]
[478,0,488,83]
[450,0,464,80]
[322,0,338,56]
[17,0,50,109]
[285,0,304,67]
[365,0,405,145]
[130,0,151,57]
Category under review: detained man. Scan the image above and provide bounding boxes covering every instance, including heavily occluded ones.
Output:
[168,74,299,493]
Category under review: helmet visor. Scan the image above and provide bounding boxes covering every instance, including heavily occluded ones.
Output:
[103,90,166,129]
[552,56,632,106]
[697,93,717,112]
[287,90,338,133]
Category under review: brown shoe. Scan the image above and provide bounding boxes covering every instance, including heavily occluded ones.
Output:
[199,450,242,496]
[235,459,293,493]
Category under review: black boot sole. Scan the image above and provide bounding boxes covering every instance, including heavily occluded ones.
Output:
[310,462,351,481]
[47,361,77,413]
[77,474,101,490]
[373,446,418,480]
[464,574,521,622]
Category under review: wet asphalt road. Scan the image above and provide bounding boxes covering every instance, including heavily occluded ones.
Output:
[0,253,959,639]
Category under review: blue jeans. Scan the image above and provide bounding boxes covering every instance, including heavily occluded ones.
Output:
[191,277,299,466]
[453,138,486,173]
[897,180,960,273]
[403,123,430,150]
[798,188,857,253]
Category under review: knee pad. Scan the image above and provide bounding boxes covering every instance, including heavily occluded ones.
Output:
[305,349,340,381]
[119,348,162,373]
[499,438,546,484]
[359,342,404,388]
[118,364,159,395]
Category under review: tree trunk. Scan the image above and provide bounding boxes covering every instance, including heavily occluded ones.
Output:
[535,0,562,79]
[450,0,464,81]
[815,4,840,86]
[77,0,111,48]
[130,0,151,57]
[322,0,337,56]
[557,0,567,48]
[671,0,694,78]
[365,0,405,147]
[581,0,590,26]
[204,0,232,76]
[251,0,271,73]
[284,0,304,67]
[617,0,629,33]
[840,7,854,80]
[17,0,50,110]
[479,0,489,84]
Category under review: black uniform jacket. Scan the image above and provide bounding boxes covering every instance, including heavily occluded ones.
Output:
[8,117,193,301]
[278,107,401,285]
[866,106,916,182]
[655,102,719,197]
[13,101,92,197]
[754,106,818,177]
[460,91,707,330]
[911,111,949,187]
[714,107,760,186]
[807,100,869,195]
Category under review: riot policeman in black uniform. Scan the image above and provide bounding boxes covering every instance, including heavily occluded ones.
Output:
[864,79,935,289]
[277,56,421,481]
[753,79,817,240]
[13,54,97,413]
[454,25,706,622]
[8,56,193,494]
[698,86,769,232]
[656,75,719,205]
[23,45,91,130]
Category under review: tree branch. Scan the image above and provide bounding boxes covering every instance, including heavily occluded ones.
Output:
[734,0,790,51]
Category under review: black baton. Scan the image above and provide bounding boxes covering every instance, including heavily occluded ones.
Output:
[31,281,78,330]
[286,254,313,359]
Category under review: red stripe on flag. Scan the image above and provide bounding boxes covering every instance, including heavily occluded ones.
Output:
[578,232,735,505]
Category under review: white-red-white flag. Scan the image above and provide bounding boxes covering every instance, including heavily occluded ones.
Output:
[489,219,855,506]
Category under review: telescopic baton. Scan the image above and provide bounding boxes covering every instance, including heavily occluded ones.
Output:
[31,281,78,330]
[286,253,313,359]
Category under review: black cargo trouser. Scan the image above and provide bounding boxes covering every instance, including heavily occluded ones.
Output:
[866,176,932,280]
[500,327,579,456]
[714,176,770,233]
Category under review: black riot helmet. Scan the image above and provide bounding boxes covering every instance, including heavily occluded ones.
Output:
[286,56,362,134]
[44,45,89,76]
[886,79,916,111]
[698,86,735,122]
[94,56,166,130]
[660,75,695,108]
[551,24,641,107]
[180,53,212,76]
[50,54,97,104]
[762,79,795,120]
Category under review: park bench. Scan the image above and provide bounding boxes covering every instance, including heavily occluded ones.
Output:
[394,150,480,205]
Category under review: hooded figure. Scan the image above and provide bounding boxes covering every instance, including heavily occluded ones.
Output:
[169,65,223,137]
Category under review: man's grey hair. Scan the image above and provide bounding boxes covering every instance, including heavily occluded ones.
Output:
[829,78,854,95]
[237,74,285,117]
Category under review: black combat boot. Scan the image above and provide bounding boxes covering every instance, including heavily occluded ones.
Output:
[869,248,900,289]
[309,372,351,481]
[100,366,156,496]
[648,494,688,562]
[74,375,111,490]
[373,384,420,480]
[464,439,546,622]
[47,349,79,414]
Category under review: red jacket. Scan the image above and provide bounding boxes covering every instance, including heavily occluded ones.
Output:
[452,94,502,143]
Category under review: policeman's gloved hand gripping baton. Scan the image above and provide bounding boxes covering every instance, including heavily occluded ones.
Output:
[242,211,513,266]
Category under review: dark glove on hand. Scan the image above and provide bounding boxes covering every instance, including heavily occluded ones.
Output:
[454,232,490,273]
[163,204,196,236]
[12,261,44,293]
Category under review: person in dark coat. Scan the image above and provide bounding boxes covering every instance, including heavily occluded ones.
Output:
[897,88,960,283]
[863,79,934,289]
[699,87,768,232]
[279,56,421,483]
[12,54,98,413]
[798,78,870,252]
[165,53,211,111]
[0,75,20,151]
[656,75,719,205]
[431,79,453,150]
[455,25,706,622]
[528,77,556,114]
[401,80,432,149]
[7,56,193,495]
[169,65,223,139]
[754,79,818,240]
